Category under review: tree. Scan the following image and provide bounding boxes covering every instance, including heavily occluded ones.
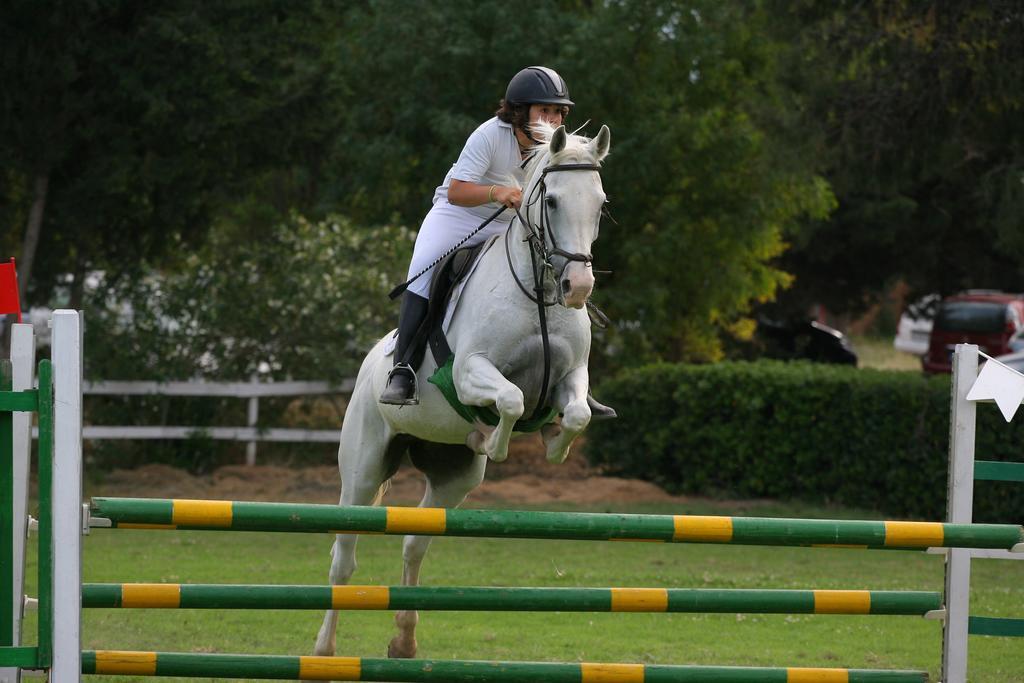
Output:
[6,0,843,373]
[570,1,835,362]
[767,1,1024,315]
[1,1,345,307]
[316,0,835,364]
[312,0,591,227]
[85,214,415,382]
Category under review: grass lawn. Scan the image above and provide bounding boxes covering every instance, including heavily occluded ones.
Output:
[848,335,923,372]
[18,500,1024,682]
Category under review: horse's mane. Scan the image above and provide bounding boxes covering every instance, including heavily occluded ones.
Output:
[521,120,604,182]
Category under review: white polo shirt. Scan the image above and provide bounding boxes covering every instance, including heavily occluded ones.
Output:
[432,117,525,223]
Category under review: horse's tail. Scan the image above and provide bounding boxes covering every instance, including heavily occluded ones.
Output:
[336,333,399,513]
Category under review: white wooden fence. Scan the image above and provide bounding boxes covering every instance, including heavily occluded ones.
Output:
[46,378,355,465]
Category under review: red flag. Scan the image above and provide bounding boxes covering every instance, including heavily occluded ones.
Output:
[0,257,22,323]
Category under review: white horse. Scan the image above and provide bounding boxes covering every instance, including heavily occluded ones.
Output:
[313,123,611,660]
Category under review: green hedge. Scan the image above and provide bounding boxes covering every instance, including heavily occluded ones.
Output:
[586,361,1024,522]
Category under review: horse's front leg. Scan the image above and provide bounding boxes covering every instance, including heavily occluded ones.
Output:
[454,353,524,462]
[541,365,591,464]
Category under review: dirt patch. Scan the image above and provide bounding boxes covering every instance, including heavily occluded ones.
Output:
[89,437,686,506]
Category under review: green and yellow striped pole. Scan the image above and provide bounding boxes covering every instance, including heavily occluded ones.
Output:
[90,497,1024,550]
[81,650,928,682]
[81,583,941,616]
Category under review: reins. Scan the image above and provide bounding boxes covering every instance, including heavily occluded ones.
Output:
[389,206,508,300]
[505,162,602,421]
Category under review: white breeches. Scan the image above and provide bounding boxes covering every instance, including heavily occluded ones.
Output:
[406,200,510,298]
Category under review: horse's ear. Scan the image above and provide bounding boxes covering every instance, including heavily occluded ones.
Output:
[590,125,611,161]
[550,125,567,154]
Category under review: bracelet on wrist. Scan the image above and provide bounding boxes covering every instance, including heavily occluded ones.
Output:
[488,185,496,202]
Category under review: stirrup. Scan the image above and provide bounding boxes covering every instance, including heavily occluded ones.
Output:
[379,363,419,406]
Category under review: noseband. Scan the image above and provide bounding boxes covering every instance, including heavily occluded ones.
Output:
[506,162,602,306]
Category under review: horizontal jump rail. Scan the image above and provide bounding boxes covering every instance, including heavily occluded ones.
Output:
[89,498,1024,551]
[974,459,1024,483]
[79,425,341,443]
[82,650,928,682]
[83,379,355,398]
[81,583,942,615]
[967,615,1024,637]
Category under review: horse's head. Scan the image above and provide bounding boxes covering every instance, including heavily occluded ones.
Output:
[522,123,611,309]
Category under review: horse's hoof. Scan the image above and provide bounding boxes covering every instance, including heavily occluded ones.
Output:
[546,449,569,464]
[387,636,417,659]
[311,642,334,658]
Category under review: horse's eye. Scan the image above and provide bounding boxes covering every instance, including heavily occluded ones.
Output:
[545,196,557,209]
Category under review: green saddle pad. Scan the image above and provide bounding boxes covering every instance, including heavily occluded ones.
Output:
[427,357,558,433]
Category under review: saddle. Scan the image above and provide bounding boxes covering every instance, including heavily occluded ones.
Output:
[401,242,486,373]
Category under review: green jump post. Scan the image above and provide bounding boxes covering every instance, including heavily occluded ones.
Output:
[0,358,47,672]
[35,360,53,667]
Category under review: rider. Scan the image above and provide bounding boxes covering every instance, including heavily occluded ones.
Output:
[380,66,614,420]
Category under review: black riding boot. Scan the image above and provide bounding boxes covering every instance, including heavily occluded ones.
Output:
[379,292,430,405]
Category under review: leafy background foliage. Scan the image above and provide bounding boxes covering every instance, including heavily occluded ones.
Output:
[0,0,900,375]
[85,214,414,381]
[767,1,1024,315]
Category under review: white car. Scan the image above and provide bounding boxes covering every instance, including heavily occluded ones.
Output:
[993,349,1024,373]
[893,294,939,356]
[0,306,53,346]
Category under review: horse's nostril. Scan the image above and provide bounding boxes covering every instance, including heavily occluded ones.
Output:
[561,278,572,294]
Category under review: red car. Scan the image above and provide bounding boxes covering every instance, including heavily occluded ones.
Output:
[922,291,1024,373]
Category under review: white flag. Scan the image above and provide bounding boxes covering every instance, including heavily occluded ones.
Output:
[966,358,1024,422]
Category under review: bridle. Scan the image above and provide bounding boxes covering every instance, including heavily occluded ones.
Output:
[505,162,602,307]
[503,161,602,422]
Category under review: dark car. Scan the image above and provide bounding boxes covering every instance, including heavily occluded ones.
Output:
[922,291,1024,374]
[756,318,858,366]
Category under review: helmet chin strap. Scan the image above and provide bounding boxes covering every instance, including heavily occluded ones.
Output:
[522,123,542,146]
[518,112,561,147]
[514,121,541,149]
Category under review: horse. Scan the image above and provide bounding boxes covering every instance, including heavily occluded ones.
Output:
[313,122,611,660]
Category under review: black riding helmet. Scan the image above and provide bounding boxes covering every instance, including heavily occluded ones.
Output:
[505,66,574,108]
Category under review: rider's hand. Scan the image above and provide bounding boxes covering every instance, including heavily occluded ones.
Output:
[493,186,522,209]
